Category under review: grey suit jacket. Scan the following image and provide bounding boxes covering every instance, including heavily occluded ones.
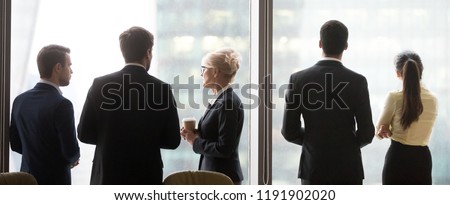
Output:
[193,87,244,182]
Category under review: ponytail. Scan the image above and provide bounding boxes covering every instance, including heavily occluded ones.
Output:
[400,59,423,129]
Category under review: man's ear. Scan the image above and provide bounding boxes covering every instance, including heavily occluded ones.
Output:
[53,63,62,74]
[344,42,348,50]
[319,40,323,48]
[147,49,152,58]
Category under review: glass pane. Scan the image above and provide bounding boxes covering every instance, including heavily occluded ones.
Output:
[156,0,250,185]
[11,0,250,184]
[273,0,450,184]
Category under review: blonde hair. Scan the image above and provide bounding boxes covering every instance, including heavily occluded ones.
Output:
[203,48,241,82]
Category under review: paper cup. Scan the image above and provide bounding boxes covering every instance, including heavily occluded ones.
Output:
[182,117,196,131]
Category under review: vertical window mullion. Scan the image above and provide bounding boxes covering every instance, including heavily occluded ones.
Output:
[249,0,272,185]
[0,0,11,173]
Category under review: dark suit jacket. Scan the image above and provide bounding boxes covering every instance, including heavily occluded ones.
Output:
[193,87,244,183]
[77,65,180,185]
[10,83,80,185]
[281,60,374,184]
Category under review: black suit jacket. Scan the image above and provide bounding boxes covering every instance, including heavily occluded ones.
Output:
[77,65,180,185]
[281,60,374,183]
[10,83,80,185]
[193,87,244,182]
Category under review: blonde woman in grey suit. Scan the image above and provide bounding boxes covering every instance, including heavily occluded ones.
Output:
[180,48,244,185]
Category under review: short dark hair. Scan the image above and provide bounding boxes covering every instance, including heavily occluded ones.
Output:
[119,26,154,63]
[37,44,70,78]
[320,20,348,55]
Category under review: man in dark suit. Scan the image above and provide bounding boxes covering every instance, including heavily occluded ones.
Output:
[10,44,80,185]
[77,26,180,185]
[281,20,375,185]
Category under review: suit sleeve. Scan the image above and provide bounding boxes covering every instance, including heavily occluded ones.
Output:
[77,81,98,144]
[160,84,181,149]
[193,100,242,158]
[55,99,80,165]
[9,104,22,154]
[281,75,305,145]
[354,77,375,148]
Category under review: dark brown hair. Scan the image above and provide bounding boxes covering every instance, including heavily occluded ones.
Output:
[119,26,154,63]
[395,51,423,129]
[320,20,348,55]
[36,44,70,78]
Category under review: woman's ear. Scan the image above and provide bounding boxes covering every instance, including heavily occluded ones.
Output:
[396,70,403,79]
[213,68,219,78]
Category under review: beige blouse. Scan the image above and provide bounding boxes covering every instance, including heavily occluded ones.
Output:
[376,86,438,146]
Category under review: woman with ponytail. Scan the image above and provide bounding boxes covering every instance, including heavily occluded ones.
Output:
[180,48,244,184]
[377,51,438,184]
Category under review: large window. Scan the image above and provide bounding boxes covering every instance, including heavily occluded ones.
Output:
[10,0,250,184]
[5,0,450,185]
[155,0,250,184]
[272,0,450,184]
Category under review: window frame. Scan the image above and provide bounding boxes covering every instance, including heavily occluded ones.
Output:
[249,0,273,185]
[0,0,274,184]
[0,0,11,173]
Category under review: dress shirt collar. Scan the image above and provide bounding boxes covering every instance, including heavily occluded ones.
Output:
[208,84,231,106]
[321,57,342,62]
[39,79,62,95]
[125,63,146,70]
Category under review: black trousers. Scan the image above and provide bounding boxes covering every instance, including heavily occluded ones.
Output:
[301,179,363,185]
[382,140,432,185]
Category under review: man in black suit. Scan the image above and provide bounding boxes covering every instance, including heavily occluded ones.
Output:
[77,26,180,185]
[281,20,375,185]
[10,44,80,185]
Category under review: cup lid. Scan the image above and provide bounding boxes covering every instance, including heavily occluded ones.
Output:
[182,117,196,122]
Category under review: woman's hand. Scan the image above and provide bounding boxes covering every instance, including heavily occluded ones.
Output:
[377,125,392,139]
[180,127,198,145]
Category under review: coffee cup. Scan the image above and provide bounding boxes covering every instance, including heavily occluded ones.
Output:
[182,117,196,131]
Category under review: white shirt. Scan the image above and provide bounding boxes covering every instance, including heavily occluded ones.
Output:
[208,84,231,106]
[376,86,438,146]
[321,57,342,62]
[125,63,146,70]
[39,79,62,95]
